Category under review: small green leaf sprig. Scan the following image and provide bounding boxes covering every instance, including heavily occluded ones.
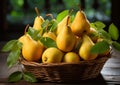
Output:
[90,21,120,54]
[1,39,37,83]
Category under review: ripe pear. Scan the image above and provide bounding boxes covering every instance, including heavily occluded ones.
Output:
[33,16,44,30]
[56,15,71,35]
[71,10,90,37]
[19,34,44,61]
[43,32,56,41]
[33,7,44,35]
[63,52,80,63]
[42,47,64,63]
[79,35,98,60]
[88,28,99,43]
[56,16,76,52]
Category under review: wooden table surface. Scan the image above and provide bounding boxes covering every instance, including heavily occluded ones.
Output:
[0,41,120,85]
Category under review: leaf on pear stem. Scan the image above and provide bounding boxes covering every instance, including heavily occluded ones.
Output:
[108,23,119,40]
[41,19,50,34]
[48,20,58,32]
[56,10,69,23]
[23,72,37,83]
[90,40,110,54]
[1,40,18,52]
[3,40,22,68]
[27,26,41,41]
[93,21,106,30]
[98,30,111,40]
[112,41,120,51]
[7,49,21,68]
[40,37,57,48]
[8,71,22,82]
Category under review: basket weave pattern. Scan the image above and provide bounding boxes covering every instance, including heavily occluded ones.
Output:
[21,56,109,82]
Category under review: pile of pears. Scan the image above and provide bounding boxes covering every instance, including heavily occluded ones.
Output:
[19,8,110,64]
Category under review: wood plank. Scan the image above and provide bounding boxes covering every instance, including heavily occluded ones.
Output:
[103,63,120,68]
[101,67,120,75]
[102,75,120,82]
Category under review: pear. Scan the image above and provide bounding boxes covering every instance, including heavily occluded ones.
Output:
[56,15,71,35]
[42,47,64,63]
[42,14,57,41]
[33,16,44,30]
[33,7,44,35]
[79,35,98,60]
[43,32,56,41]
[71,10,90,37]
[88,28,99,43]
[19,34,44,61]
[63,52,80,63]
[56,16,76,52]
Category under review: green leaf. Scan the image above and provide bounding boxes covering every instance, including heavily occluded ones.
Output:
[98,30,111,40]
[7,49,21,68]
[108,23,119,40]
[90,40,110,54]
[8,71,22,82]
[41,19,50,29]
[94,21,106,29]
[112,41,120,51]
[16,41,23,50]
[1,40,18,52]
[27,27,41,41]
[23,72,37,83]
[41,19,50,34]
[56,10,69,23]
[40,37,57,48]
[49,20,58,32]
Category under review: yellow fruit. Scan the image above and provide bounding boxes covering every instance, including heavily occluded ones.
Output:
[43,32,56,41]
[71,10,90,37]
[63,52,80,63]
[56,15,70,35]
[88,28,99,43]
[42,47,64,63]
[79,35,98,60]
[33,7,44,35]
[19,34,44,61]
[56,16,76,52]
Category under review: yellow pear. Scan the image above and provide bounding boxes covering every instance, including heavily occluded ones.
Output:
[43,32,56,41]
[88,28,99,43]
[71,10,90,37]
[33,7,44,35]
[63,52,80,63]
[19,34,44,61]
[42,47,64,63]
[56,15,71,35]
[79,35,98,60]
[56,16,76,52]
[33,16,44,30]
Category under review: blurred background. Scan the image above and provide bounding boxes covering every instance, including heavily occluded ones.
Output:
[0,0,120,41]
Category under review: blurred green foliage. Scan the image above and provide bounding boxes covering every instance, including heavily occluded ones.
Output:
[7,0,111,25]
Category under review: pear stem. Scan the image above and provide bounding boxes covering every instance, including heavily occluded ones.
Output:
[35,7,40,17]
[46,13,54,19]
[78,4,83,11]
[68,9,73,16]
[66,9,73,26]
[24,24,29,35]
[66,15,70,26]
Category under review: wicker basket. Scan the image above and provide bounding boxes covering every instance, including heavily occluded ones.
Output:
[21,56,110,82]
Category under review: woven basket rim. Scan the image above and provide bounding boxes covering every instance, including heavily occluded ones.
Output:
[21,55,110,67]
